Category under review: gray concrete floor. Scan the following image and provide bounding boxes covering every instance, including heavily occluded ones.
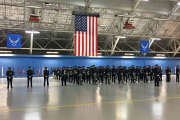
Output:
[0,76,180,120]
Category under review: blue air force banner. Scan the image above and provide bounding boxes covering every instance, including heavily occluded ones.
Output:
[140,40,149,54]
[7,34,22,48]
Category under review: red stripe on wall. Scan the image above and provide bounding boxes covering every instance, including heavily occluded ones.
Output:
[82,32,84,56]
[92,17,94,56]
[96,17,98,56]
[78,31,80,56]
[75,32,77,56]
[89,16,91,56]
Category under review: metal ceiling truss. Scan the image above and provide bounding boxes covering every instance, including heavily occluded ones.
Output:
[0,0,180,56]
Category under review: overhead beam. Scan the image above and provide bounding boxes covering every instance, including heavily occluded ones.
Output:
[173,44,180,56]
[149,39,154,48]
[111,36,120,55]
[0,47,178,54]
[133,0,142,10]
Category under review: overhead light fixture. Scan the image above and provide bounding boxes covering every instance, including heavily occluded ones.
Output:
[142,0,149,2]
[156,54,165,57]
[177,2,180,6]
[116,36,126,39]
[151,38,161,41]
[0,51,12,53]
[26,5,42,9]
[124,53,135,56]
[25,30,40,34]
[46,51,59,54]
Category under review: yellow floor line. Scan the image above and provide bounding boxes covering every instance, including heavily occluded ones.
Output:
[0,96,180,113]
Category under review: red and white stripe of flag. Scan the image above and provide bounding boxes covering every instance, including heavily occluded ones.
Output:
[75,16,97,56]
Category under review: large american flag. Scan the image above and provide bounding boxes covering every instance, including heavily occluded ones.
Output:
[74,15,98,56]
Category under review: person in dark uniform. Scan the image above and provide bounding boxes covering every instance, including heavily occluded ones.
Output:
[154,65,160,87]
[143,66,148,83]
[117,66,123,84]
[123,66,128,83]
[61,67,67,86]
[129,66,135,83]
[43,67,49,87]
[6,67,14,89]
[111,65,116,83]
[105,65,111,85]
[69,67,73,83]
[99,66,104,84]
[176,65,180,83]
[27,66,34,88]
[57,68,61,81]
[86,67,91,84]
[159,66,163,81]
[166,66,171,82]
[150,66,154,81]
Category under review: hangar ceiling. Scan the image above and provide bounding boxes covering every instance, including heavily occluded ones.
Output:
[0,0,180,56]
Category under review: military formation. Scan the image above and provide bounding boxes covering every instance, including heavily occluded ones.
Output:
[5,65,180,89]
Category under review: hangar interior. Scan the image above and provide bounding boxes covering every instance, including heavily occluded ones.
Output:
[1,0,180,120]
[0,0,180,56]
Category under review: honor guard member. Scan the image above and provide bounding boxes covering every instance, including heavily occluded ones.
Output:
[57,68,61,81]
[166,66,171,82]
[117,66,123,84]
[143,66,148,83]
[92,65,97,85]
[73,66,78,85]
[27,66,34,88]
[150,66,154,81]
[105,65,111,84]
[61,67,67,86]
[43,67,49,87]
[69,67,73,83]
[159,66,163,81]
[154,65,160,87]
[123,66,128,83]
[82,66,86,83]
[176,65,180,82]
[99,66,104,84]
[129,66,135,83]
[6,67,14,89]
[136,66,140,82]
[86,67,91,84]
[111,65,116,83]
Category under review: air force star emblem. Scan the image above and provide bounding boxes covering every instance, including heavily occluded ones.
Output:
[140,40,149,53]
[7,34,22,48]
[9,37,20,47]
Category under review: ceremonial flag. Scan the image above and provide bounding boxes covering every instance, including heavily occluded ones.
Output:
[74,15,98,56]
[23,68,25,76]
[140,40,149,54]
[42,67,44,76]
[18,67,20,76]
[7,34,22,48]
[38,68,40,76]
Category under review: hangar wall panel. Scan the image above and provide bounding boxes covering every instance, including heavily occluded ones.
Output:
[0,55,179,77]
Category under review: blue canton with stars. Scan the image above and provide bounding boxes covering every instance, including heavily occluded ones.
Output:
[75,15,87,32]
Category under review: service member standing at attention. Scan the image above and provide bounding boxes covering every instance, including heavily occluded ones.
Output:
[27,66,34,88]
[166,66,171,82]
[43,67,49,87]
[176,65,180,83]
[6,67,14,89]
[154,65,160,87]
